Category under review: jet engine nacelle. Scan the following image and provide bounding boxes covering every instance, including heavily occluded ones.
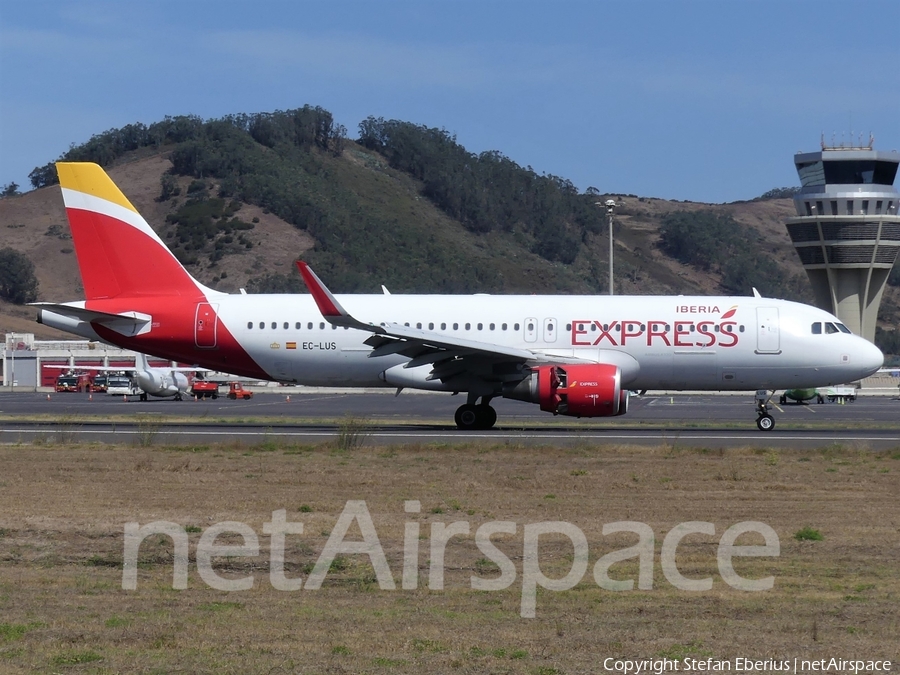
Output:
[504,363,627,417]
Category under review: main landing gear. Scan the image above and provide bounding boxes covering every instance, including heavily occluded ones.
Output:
[755,389,775,431]
[455,395,497,430]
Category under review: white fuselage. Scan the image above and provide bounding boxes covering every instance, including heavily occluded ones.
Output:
[208,293,881,391]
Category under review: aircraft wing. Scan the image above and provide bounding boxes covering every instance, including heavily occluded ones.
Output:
[295,261,591,375]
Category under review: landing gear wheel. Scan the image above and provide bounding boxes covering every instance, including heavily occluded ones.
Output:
[139,392,148,402]
[756,414,775,431]
[477,404,497,430]
[455,404,480,430]
[175,393,183,401]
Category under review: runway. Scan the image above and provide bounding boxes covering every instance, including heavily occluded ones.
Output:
[1,390,899,449]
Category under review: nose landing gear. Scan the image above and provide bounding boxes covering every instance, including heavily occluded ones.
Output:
[755,389,775,431]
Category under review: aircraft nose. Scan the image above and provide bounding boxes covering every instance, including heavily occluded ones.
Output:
[857,338,884,379]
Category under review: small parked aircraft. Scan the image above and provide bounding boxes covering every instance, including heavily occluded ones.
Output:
[779,388,825,405]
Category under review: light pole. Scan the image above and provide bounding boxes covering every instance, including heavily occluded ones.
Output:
[604,199,616,295]
[594,199,616,295]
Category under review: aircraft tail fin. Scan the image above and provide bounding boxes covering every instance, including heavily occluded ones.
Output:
[56,162,213,300]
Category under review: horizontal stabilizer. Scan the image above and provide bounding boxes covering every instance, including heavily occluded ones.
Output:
[31,302,152,337]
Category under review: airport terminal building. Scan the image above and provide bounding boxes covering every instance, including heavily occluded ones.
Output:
[2,332,145,389]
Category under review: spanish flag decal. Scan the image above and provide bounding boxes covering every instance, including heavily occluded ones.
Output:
[286,342,297,350]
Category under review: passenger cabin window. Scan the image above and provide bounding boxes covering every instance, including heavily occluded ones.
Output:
[489,323,495,330]
[295,322,301,329]
[247,322,253,329]
[453,323,459,330]
[477,323,483,330]
[429,323,434,330]
[271,322,276,329]
[259,322,265,329]
[416,323,422,329]
[502,323,507,330]
[283,322,289,329]
[319,322,325,329]
[465,323,471,330]
[441,323,446,330]
[514,323,520,331]
[308,322,313,329]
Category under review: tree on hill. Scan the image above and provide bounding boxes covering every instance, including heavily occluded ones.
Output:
[0,248,39,303]
[357,117,603,264]
[1,182,20,198]
[659,210,800,299]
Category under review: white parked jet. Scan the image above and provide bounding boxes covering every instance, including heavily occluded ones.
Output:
[34,163,883,430]
[119,352,197,401]
[48,352,197,400]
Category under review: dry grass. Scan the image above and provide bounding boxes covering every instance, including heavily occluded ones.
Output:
[0,440,898,674]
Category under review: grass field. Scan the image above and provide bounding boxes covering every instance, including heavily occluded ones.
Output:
[1,439,898,674]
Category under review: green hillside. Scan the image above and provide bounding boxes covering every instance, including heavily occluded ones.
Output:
[4,105,900,357]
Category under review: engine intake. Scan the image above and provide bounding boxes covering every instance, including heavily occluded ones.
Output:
[503,364,627,417]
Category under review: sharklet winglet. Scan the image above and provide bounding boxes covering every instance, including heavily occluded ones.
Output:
[295,261,384,334]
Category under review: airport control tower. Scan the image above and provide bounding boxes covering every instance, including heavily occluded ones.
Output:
[785,137,900,342]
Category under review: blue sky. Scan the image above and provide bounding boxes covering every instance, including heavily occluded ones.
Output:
[2,0,898,203]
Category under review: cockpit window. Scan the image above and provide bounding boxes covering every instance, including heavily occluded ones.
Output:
[825,322,839,334]
[811,322,822,334]
[836,323,852,334]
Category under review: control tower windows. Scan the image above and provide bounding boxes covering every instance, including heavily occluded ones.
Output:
[830,201,838,215]
[847,200,853,214]
[822,160,898,185]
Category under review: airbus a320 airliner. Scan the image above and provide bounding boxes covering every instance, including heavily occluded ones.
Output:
[35,163,883,431]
